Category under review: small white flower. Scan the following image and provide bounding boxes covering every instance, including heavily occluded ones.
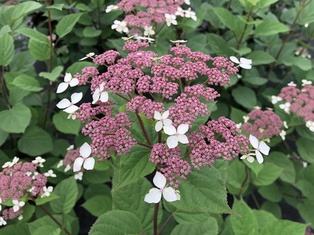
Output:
[92,83,109,104]
[279,102,291,114]
[144,26,155,36]
[105,4,118,13]
[230,56,252,69]
[170,39,187,44]
[305,120,314,132]
[41,186,53,198]
[175,7,185,17]
[79,52,95,61]
[185,0,191,4]
[74,172,83,181]
[67,145,74,151]
[164,124,189,148]
[0,198,2,212]
[287,81,296,87]
[165,14,177,26]
[32,156,46,167]
[302,79,312,86]
[154,111,172,132]
[56,73,79,93]
[57,160,63,168]
[73,142,95,172]
[254,106,261,110]
[56,92,83,114]
[2,157,19,168]
[32,172,38,180]
[0,216,6,226]
[44,170,56,178]
[184,8,197,21]
[18,215,23,221]
[144,172,180,203]
[243,116,249,123]
[249,134,270,164]
[12,200,25,212]
[283,121,288,129]
[135,36,155,43]
[111,20,129,33]
[240,154,255,163]
[64,164,71,172]
[236,123,242,129]
[280,130,286,140]
[271,95,283,104]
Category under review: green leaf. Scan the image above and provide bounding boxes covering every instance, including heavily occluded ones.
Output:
[171,217,218,235]
[35,192,59,206]
[9,1,42,21]
[261,201,281,218]
[0,103,31,133]
[39,66,64,81]
[258,184,282,202]
[229,199,258,235]
[231,86,257,109]
[186,34,209,54]
[252,162,282,186]
[295,179,314,199]
[206,33,233,56]
[81,195,112,217]
[212,7,237,31]
[296,137,314,163]
[248,50,275,65]
[50,177,78,214]
[66,61,95,75]
[16,28,49,44]
[32,227,61,235]
[173,166,233,214]
[283,57,312,71]
[53,111,81,135]
[297,199,314,228]
[255,21,289,36]
[89,210,142,235]
[11,74,42,92]
[256,0,279,8]
[230,107,247,124]
[29,215,74,235]
[0,128,8,146]
[227,159,247,195]
[10,51,36,73]
[18,126,53,156]
[0,32,14,66]
[242,76,268,86]
[0,223,31,235]
[56,13,83,38]
[297,0,314,25]
[83,26,102,37]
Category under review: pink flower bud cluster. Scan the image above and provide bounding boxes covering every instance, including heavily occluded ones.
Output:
[241,109,283,139]
[0,161,48,221]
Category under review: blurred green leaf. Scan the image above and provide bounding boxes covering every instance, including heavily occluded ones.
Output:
[258,184,282,202]
[248,50,275,65]
[231,86,257,109]
[172,217,218,235]
[56,13,83,38]
[252,162,282,186]
[39,66,63,81]
[11,74,42,92]
[296,137,314,163]
[0,32,14,66]
[53,111,81,135]
[283,57,312,71]
[81,195,112,217]
[255,21,289,36]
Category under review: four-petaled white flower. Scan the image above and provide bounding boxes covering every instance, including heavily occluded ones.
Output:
[271,95,283,104]
[73,142,95,172]
[32,156,46,167]
[287,81,296,87]
[165,14,177,26]
[2,157,19,169]
[111,20,129,33]
[105,4,118,13]
[0,216,6,226]
[144,172,180,203]
[154,111,172,132]
[249,134,270,164]
[92,83,109,104]
[230,56,252,69]
[41,186,53,198]
[279,102,291,114]
[164,124,189,148]
[79,52,95,61]
[175,7,185,17]
[144,26,155,36]
[44,170,56,178]
[12,200,25,212]
[56,92,83,114]
[302,79,312,86]
[56,73,79,93]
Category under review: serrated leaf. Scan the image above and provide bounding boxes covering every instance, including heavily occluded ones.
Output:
[231,86,257,109]
[11,74,42,92]
[35,192,59,206]
[9,1,42,21]
[56,13,83,38]
[171,217,218,235]
[32,227,61,235]
[227,159,247,195]
[255,21,289,36]
[53,111,81,135]
[0,32,14,66]
[81,195,112,217]
[296,137,314,163]
[0,103,31,133]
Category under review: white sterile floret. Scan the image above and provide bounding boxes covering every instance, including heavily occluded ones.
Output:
[0,198,2,211]
[41,186,53,198]
[64,164,71,172]
[111,20,129,33]
[283,121,288,129]
[185,0,191,4]
[56,73,79,93]
[306,120,314,132]
[230,56,252,69]
[301,79,312,86]
[175,7,185,17]
[44,170,56,178]
[2,157,19,169]
[92,83,108,104]
[105,4,118,13]
[57,160,63,168]
[12,200,25,212]
[170,39,187,44]
[79,52,95,61]
[32,156,46,167]
[56,92,83,114]
[240,154,255,163]
[73,142,95,172]
[249,134,270,164]
[154,111,172,132]
[279,102,291,114]
[280,130,286,140]
[164,124,189,149]
[184,8,197,21]
[287,81,296,87]
[271,95,283,104]
[135,36,155,43]
[243,116,249,123]
[144,172,180,203]
[165,14,177,26]
[144,26,155,36]
[0,217,6,226]
[75,172,83,181]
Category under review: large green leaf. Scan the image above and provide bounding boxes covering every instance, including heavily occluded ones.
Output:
[81,195,112,217]
[227,159,248,195]
[255,21,289,36]
[9,1,42,21]
[248,50,275,65]
[207,33,233,56]
[89,210,142,235]
[56,13,83,38]
[18,126,53,156]
[283,57,312,71]
[0,32,14,66]
[0,103,31,133]
[53,111,81,135]
[267,151,295,183]
[258,184,282,202]
[11,74,42,92]
[252,162,282,186]
[231,86,257,109]
[171,217,218,235]
[296,137,314,163]
[0,128,8,146]
[39,66,63,81]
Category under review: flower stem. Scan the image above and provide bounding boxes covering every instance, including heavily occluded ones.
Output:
[135,111,152,145]
[158,213,174,235]
[153,202,159,235]
[236,164,249,199]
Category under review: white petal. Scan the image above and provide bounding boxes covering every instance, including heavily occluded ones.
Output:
[154,111,162,120]
[92,90,100,104]
[240,57,252,65]
[240,63,252,69]
[13,205,19,212]
[80,142,92,158]
[177,124,189,134]
[64,73,72,82]
[163,125,176,135]
[240,155,247,160]
[83,157,95,170]
[255,150,264,164]
[56,98,71,109]
[167,136,178,148]
[153,172,166,189]
[163,187,179,202]
[69,78,79,87]
[230,56,239,64]
[177,134,189,144]
[161,110,169,119]
[247,156,255,163]
[73,157,84,172]
[144,188,162,203]
[100,92,108,102]
[56,82,68,93]
[71,92,83,104]
[63,105,78,114]
[155,121,163,132]
[259,141,270,155]
[163,119,172,126]
[249,135,259,149]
